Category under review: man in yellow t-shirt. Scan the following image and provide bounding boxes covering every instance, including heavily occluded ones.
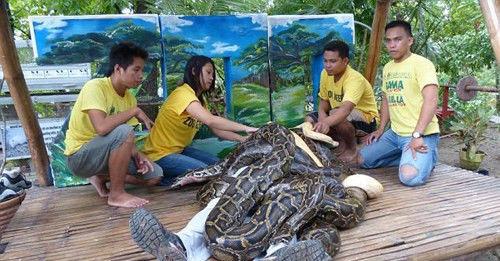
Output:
[358,20,440,187]
[306,40,379,163]
[64,42,162,208]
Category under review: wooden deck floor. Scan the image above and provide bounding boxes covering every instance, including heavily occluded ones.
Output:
[1,163,499,260]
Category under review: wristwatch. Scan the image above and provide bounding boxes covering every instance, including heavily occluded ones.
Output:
[412,131,422,139]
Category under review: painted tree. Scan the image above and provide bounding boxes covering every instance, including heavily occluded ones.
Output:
[234,38,269,83]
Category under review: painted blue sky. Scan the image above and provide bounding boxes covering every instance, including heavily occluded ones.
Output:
[161,14,268,81]
[30,15,159,57]
[269,14,354,44]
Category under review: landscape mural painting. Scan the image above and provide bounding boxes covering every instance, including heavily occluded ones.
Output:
[29,14,162,99]
[26,13,354,187]
[30,14,161,187]
[160,14,271,128]
[268,14,355,127]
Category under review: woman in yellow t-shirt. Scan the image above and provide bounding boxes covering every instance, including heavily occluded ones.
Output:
[143,55,257,185]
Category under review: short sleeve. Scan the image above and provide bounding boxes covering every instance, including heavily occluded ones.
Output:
[80,81,107,113]
[168,86,200,115]
[415,59,438,90]
[342,76,365,105]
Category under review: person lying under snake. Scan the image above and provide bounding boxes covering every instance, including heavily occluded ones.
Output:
[129,123,383,260]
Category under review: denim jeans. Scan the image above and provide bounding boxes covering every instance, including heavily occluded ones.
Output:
[359,129,439,186]
[156,146,219,186]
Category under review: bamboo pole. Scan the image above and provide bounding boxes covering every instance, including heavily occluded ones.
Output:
[364,0,392,86]
[0,0,52,186]
[479,0,500,64]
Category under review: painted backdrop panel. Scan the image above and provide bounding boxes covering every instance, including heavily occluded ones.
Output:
[30,14,162,187]
[30,14,162,97]
[268,14,355,127]
[160,14,270,127]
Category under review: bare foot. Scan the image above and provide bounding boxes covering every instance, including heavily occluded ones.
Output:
[108,192,149,208]
[89,175,110,197]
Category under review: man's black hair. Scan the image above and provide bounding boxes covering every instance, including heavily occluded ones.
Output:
[105,42,148,77]
[323,40,350,59]
[183,55,215,105]
[385,20,413,37]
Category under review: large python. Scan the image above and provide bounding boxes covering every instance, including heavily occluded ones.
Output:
[168,124,353,190]
[202,123,295,260]
[189,123,377,260]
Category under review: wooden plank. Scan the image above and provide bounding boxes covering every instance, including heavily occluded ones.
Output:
[1,163,499,260]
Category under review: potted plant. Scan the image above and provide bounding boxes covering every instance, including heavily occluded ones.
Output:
[450,105,493,171]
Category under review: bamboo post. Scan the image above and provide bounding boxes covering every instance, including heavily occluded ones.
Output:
[479,0,500,113]
[364,0,392,86]
[479,0,500,64]
[0,0,52,186]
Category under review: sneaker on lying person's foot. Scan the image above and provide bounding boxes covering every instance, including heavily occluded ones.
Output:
[0,182,18,202]
[129,208,187,261]
[1,167,32,190]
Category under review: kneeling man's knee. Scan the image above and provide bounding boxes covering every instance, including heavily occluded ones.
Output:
[358,150,374,169]
[399,164,427,187]
[115,124,134,140]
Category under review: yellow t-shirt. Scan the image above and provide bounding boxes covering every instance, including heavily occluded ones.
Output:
[382,53,440,136]
[142,84,203,161]
[318,65,379,123]
[64,77,139,155]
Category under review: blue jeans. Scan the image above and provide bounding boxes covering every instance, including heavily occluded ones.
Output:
[155,146,219,186]
[359,129,439,187]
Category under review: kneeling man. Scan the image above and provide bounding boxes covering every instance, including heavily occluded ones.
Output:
[306,40,379,163]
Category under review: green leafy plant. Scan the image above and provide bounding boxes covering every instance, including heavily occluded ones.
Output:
[450,104,494,159]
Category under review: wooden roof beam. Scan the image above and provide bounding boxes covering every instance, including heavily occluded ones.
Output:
[364,0,392,86]
[479,0,500,64]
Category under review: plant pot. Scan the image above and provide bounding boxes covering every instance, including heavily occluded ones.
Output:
[0,191,26,242]
[459,149,485,171]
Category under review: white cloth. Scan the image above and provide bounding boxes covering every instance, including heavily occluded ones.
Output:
[175,166,296,260]
[176,198,219,261]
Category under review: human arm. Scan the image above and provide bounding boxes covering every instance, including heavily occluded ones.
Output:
[87,107,153,136]
[406,84,438,158]
[185,101,257,134]
[366,94,390,144]
[312,99,332,134]
[211,128,248,142]
[324,101,355,127]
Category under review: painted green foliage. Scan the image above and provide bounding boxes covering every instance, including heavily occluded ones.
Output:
[49,119,89,188]
[269,22,347,127]
[160,15,271,127]
[36,20,161,76]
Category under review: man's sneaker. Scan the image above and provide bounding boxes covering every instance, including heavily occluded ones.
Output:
[129,208,187,261]
[0,182,17,202]
[1,167,32,190]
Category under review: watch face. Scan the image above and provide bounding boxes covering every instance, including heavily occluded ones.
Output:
[412,132,420,138]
